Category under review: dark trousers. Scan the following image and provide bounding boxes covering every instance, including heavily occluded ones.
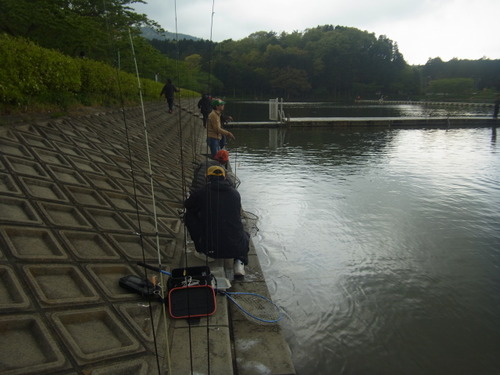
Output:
[167,97,174,111]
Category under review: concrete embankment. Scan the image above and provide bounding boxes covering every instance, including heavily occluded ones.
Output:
[0,100,295,374]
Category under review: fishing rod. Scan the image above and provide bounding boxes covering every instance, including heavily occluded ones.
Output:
[127,27,172,375]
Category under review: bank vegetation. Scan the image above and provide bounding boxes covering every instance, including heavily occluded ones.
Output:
[1,0,499,114]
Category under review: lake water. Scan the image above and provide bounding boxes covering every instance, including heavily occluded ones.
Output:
[229,121,500,374]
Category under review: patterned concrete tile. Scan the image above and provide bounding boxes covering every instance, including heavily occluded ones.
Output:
[0,314,68,374]
[50,306,144,365]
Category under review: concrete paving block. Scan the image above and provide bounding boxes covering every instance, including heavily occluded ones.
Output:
[16,132,54,150]
[107,155,132,169]
[46,165,90,186]
[82,148,114,165]
[157,217,182,236]
[0,138,34,159]
[70,138,96,151]
[37,126,70,143]
[59,230,121,260]
[86,357,160,375]
[99,163,131,180]
[129,172,149,185]
[153,235,178,260]
[115,177,151,197]
[84,208,135,232]
[117,301,165,343]
[0,172,22,196]
[31,147,71,167]
[64,185,111,207]
[54,124,81,139]
[23,264,101,306]
[0,265,31,311]
[67,155,105,174]
[15,124,43,137]
[0,314,68,375]
[232,323,295,375]
[4,156,49,178]
[154,174,182,191]
[102,191,144,212]
[136,196,178,217]
[52,140,86,157]
[85,263,144,300]
[0,196,44,224]
[96,143,127,158]
[107,233,158,260]
[170,325,234,375]
[154,187,183,202]
[19,176,69,202]
[50,307,144,365]
[83,172,124,192]
[123,212,171,236]
[0,226,68,260]
[37,202,93,228]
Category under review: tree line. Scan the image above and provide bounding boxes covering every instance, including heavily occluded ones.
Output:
[1,0,499,106]
[151,27,500,101]
[0,0,218,96]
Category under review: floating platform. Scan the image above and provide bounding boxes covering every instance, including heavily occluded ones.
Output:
[227,116,498,128]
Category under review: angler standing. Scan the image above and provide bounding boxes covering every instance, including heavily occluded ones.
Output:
[206,98,235,157]
[160,79,180,113]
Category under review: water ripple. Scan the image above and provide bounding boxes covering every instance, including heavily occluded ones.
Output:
[234,126,500,375]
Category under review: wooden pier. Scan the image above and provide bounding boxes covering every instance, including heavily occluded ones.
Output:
[227,116,497,129]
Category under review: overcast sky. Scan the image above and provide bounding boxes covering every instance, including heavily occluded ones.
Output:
[133,0,500,66]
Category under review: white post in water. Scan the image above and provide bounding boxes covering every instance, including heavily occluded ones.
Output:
[279,98,286,122]
[269,98,279,121]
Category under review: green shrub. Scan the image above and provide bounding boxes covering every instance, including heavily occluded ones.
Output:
[0,34,179,111]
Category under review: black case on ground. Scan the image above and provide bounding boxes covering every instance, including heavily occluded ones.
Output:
[119,275,161,298]
[167,266,216,319]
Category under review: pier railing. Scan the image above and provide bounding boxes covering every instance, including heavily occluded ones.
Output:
[269,98,286,122]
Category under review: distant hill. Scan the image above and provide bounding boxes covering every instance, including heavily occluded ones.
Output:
[140,27,200,41]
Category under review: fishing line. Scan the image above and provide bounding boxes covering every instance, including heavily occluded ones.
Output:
[171,1,210,373]
[100,1,166,373]
[127,28,172,374]
[99,1,168,373]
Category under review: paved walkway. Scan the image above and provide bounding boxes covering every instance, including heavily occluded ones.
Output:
[0,100,295,375]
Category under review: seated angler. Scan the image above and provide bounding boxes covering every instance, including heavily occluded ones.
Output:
[190,150,237,193]
[184,166,249,277]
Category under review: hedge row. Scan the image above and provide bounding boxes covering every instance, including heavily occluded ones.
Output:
[0,33,193,109]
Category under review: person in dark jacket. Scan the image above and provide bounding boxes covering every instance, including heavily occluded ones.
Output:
[197,93,212,127]
[184,165,248,276]
[160,79,180,113]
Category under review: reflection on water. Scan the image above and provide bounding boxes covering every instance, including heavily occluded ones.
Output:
[232,126,500,375]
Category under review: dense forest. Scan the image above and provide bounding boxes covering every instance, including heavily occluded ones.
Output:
[1,0,499,109]
[151,28,500,101]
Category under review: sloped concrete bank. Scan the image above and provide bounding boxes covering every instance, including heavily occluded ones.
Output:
[0,100,295,375]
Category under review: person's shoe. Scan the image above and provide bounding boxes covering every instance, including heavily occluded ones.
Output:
[233,259,245,277]
[193,251,215,262]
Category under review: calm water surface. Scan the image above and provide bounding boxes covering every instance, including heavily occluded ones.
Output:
[231,126,500,375]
